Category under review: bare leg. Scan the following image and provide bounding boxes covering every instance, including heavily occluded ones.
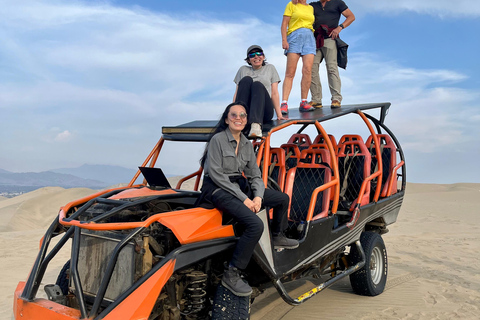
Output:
[282,53,301,101]
[300,54,314,100]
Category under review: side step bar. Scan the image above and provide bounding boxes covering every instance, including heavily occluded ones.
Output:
[273,240,366,305]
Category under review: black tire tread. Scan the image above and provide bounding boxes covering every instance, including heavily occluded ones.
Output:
[212,284,251,320]
[349,232,387,296]
[55,260,70,296]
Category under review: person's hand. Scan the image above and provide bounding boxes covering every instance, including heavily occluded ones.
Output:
[253,197,262,212]
[277,115,288,120]
[243,198,257,212]
[329,27,342,39]
[282,39,289,50]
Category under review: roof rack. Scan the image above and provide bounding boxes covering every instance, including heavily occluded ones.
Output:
[161,102,391,142]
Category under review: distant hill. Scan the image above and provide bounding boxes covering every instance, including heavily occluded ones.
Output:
[0,171,107,191]
[51,164,137,186]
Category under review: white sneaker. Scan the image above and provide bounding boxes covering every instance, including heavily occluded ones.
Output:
[249,123,262,138]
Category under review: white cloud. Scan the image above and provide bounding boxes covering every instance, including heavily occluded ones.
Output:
[54,130,73,142]
[349,0,480,18]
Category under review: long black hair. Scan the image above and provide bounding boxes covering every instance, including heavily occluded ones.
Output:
[200,101,249,167]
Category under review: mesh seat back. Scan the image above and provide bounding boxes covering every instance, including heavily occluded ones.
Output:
[284,161,332,233]
[337,140,371,210]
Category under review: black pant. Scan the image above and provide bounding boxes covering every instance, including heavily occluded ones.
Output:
[211,188,289,270]
[235,76,274,124]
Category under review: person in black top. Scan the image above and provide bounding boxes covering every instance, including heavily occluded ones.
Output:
[308,0,355,108]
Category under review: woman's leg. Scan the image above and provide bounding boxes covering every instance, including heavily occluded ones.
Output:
[211,189,264,270]
[263,189,289,234]
[300,54,315,100]
[235,76,253,114]
[249,81,269,124]
[282,53,301,101]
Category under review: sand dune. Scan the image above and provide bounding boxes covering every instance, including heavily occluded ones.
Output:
[2,182,480,319]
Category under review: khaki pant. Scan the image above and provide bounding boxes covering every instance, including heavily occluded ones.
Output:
[310,38,342,103]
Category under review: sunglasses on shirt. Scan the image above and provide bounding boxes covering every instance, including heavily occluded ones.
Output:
[248,51,264,58]
[228,112,248,119]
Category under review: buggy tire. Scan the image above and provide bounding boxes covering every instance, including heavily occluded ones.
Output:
[55,260,70,295]
[212,283,251,320]
[349,232,387,296]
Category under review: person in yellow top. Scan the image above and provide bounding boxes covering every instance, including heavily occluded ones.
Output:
[281,0,316,114]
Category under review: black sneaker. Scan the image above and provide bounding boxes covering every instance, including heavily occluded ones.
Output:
[272,234,299,249]
[221,266,252,297]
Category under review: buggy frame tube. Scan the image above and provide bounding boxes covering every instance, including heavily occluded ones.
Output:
[128,137,165,187]
[175,167,203,191]
[89,227,145,317]
[357,110,383,202]
[22,218,70,300]
[59,192,200,231]
[71,227,88,318]
[364,113,407,191]
[273,240,366,305]
[263,120,340,214]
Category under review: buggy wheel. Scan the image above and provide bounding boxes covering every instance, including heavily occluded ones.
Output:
[212,283,251,320]
[56,260,71,295]
[349,232,387,296]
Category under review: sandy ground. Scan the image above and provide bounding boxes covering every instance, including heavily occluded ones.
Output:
[1,182,480,319]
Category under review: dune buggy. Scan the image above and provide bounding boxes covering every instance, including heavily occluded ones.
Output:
[14,102,406,319]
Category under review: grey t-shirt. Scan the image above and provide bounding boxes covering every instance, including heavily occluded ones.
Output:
[233,64,281,97]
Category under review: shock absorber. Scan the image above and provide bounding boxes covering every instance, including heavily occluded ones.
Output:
[184,271,208,315]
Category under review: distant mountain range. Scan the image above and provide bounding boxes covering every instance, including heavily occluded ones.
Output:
[0,164,138,193]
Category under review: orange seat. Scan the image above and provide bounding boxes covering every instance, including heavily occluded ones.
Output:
[284,155,332,225]
[337,138,371,211]
[280,143,302,170]
[267,148,287,191]
[366,134,397,197]
[287,133,312,149]
[338,134,364,146]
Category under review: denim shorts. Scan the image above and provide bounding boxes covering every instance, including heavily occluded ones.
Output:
[284,28,316,56]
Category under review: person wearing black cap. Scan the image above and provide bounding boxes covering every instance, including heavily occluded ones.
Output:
[233,45,287,139]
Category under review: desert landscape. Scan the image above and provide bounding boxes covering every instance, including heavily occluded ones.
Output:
[1,181,480,319]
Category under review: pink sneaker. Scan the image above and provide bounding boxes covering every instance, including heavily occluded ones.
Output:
[299,100,315,112]
[281,102,288,115]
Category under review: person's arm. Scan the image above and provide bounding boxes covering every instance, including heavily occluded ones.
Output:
[281,15,290,50]
[207,136,248,202]
[329,8,355,39]
[271,82,286,120]
[233,85,239,102]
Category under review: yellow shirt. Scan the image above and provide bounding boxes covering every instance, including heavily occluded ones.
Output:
[283,2,315,35]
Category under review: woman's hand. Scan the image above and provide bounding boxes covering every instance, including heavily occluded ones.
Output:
[282,39,289,50]
[253,197,262,212]
[244,198,257,212]
[277,115,288,120]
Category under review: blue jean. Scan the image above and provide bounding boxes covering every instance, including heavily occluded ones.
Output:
[284,28,316,56]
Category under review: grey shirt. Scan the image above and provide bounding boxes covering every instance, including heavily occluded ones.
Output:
[233,64,281,97]
[203,129,265,201]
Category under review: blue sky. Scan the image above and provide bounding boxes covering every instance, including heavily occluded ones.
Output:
[1,0,479,183]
